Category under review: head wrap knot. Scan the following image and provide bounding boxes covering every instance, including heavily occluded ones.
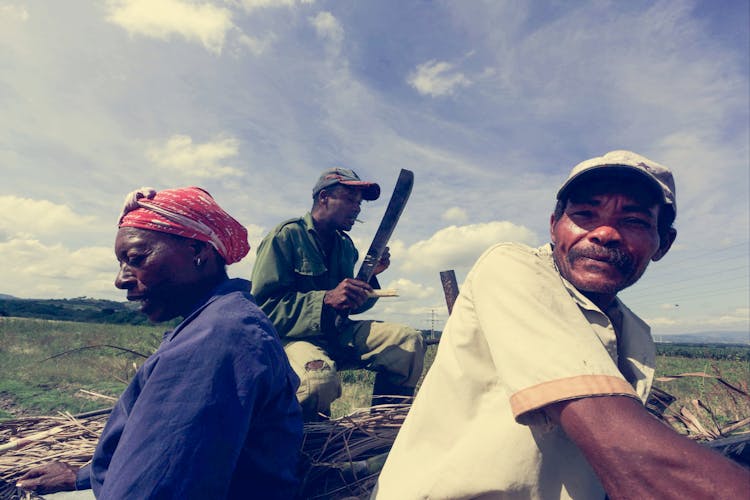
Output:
[118,186,250,265]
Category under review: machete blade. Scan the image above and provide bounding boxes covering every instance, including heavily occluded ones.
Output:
[355,168,414,284]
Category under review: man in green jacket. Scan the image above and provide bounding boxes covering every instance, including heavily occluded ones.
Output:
[251,167,425,420]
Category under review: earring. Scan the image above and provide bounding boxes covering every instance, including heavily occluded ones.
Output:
[195,257,202,267]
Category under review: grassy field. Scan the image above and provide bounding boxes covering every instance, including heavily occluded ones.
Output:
[0,317,163,419]
[1,317,748,438]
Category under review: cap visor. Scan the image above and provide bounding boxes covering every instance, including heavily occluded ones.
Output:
[557,166,666,204]
[340,180,380,200]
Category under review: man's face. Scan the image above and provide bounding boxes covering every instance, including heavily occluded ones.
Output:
[114,227,200,322]
[550,187,670,304]
[325,186,364,231]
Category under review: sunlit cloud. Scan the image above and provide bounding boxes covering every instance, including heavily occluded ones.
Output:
[236,0,314,12]
[646,307,750,332]
[237,32,275,55]
[0,4,29,21]
[442,207,468,224]
[0,239,115,299]
[400,221,537,272]
[310,11,343,51]
[0,196,97,237]
[146,135,243,178]
[106,0,234,54]
[408,60,471,97]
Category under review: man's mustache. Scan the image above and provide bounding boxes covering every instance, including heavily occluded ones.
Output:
[567,246,634,272]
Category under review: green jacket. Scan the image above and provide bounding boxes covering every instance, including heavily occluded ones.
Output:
[251,213,377,340]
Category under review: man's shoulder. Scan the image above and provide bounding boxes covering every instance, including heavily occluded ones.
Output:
[269,216,308,236]
[194,289,280,345]
[464,242,560,294]
[258,217,311,249]
[474,242,551,267]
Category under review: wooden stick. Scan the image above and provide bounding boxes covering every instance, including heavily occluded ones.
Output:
[367,289,398,298]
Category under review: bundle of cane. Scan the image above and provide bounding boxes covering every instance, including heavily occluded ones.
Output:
[299,400,411,499]
[0,410,109,484]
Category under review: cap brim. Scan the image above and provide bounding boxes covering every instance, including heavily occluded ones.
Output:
[557,165,667,205]
[340,180,381,201]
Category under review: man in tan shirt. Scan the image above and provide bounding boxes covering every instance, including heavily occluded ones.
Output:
[373,151,749,499]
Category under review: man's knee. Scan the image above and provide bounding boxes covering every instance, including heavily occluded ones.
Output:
[391,325,425,360]
[375,325,425,386]
[296,358,341,420]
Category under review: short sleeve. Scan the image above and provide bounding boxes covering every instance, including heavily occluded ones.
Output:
[467,244,639,423]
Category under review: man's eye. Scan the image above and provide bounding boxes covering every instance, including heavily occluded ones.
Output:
[127,254,145,266]
[625,218,652,228]
[569,210,593,218]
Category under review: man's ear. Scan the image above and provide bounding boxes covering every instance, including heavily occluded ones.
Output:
[652,227,677,262]
[549,213,557,245]
[189,240,213,261]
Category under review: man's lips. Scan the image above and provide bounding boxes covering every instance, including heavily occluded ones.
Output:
[580,254,615,263]
[568,247,634,273]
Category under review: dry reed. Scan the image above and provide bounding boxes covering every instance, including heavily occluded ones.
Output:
[1,377,747,500]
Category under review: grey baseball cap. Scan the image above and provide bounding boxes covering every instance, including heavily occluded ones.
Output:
[312,167,381,201]
[557,150,676,215]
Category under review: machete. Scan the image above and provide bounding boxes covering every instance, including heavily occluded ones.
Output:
[355,168,414,283]
[336,169,414,329]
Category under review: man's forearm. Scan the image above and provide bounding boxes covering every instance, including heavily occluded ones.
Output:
[549,395,750,499]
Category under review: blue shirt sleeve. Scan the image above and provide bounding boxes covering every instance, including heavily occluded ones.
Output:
[75,463,91,490]
[96,309,283,499]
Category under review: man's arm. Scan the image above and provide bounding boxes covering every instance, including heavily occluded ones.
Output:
[251,232,333,337]
[547,395,750,499]
[95,323,272,498]
[15,461,80,494]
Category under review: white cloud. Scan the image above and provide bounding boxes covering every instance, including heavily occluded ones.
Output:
[408,60,471,97]
[0,4,29,21]
[106,0,234,54]
[0,238,116,299]
[236,0,313,11]
[241,222,269,271]
[442,206,468,224]
[146,135,243,178]
[401,221,537,273]
[310,11,343,45]
[0,196,97,237]
[646,307,750,333]
[382,278,435,301]
[237,32,275,55]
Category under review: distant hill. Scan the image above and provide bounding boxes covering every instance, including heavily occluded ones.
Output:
[0,296,151,325]
[657,331,749,345]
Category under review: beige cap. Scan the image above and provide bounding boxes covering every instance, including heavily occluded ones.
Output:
[557,150,676,214]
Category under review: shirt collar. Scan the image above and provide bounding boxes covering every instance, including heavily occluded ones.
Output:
[166,278,251,341]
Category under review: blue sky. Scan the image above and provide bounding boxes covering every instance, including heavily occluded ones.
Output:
[1,0,748,336]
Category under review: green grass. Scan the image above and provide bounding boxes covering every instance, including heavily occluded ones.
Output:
[0,317,163,417]
[1,316,748,436]
[652,355,750,430]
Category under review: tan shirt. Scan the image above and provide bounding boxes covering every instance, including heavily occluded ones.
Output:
[373,243,655,500]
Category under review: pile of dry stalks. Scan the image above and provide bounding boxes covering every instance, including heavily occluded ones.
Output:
[653,372,750,442]
[0,403,410,500]
[1,375,748,500]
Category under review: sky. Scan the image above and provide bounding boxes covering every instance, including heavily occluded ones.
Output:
[1,0,748,336]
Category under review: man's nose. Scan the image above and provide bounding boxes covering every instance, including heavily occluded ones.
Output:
[587,224,622,246]
[115,263,135,289]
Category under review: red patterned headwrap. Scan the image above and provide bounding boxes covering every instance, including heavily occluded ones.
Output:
[118,187,250,265]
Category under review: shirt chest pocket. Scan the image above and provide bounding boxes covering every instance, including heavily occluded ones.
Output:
[293,250,328,278]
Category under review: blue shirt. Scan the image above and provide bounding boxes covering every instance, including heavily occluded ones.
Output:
[77,278,302,499]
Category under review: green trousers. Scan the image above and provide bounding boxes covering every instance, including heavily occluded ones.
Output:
[283,320,425,420]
